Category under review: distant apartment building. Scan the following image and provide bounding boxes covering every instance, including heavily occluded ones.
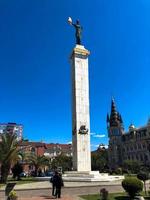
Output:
[18,141,47,157]
[107,99,150,169]
[44,143,72,160]
[18,141,72,158]
[0,122,23,141]
[18,141,72,172]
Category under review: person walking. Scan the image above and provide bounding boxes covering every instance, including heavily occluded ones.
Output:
[53,171,64,198]
[50,173,56,197]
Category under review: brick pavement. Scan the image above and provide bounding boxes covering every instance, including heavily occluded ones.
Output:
[0,193,77,200]
[19,195,75,200]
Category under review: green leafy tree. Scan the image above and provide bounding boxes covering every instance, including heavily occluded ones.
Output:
[115,167,123,175]
[122,160,141,174]
[0,131,19,183]
[51,154,72,172]
[91,148,108,172]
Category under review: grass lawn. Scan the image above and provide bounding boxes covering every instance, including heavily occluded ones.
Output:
[8,177,38,184]
[81,193,127,200]
[0,183,5,188]
[81,193,150,200]
[0,177,39,188]
[125,174,137,178]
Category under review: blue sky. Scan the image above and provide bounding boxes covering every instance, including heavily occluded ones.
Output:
[0,0,150,150]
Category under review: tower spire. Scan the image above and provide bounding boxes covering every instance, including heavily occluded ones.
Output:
[119,114,123,124]
[109,98,124,127]
[147,117,150,126]
[110,98,118,125]
[107,113,110,123]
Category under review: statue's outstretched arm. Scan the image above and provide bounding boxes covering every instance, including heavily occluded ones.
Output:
[72,23,77,28]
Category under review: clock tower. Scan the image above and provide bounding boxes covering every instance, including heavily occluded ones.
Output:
[107,99,124,169]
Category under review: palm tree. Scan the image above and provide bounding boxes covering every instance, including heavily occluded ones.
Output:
[0,131,18,183]
[27,154,49,176]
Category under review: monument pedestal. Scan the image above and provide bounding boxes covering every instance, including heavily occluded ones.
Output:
[63,171,124,182]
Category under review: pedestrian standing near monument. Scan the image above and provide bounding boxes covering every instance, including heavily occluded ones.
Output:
[53,171,63,198]
[50,172,56,197]
[52,171,64,198]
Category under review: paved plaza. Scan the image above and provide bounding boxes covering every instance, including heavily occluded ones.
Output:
[0,180,149,200]
[0,181,124,200]
[19,195,76,200]
[1,180,149,200]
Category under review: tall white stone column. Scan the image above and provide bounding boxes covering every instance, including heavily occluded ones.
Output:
[63,44,124,182]
[71,44,91,172]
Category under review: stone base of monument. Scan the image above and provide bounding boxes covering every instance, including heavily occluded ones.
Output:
[63,171,124,182]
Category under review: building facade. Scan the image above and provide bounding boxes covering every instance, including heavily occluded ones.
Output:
[44,143,72,160]
[107,99,150,169]
[18,141,72,172]
[0,122,23,141]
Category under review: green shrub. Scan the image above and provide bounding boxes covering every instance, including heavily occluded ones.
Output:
[8,190,18,200]
[122,177,143,199]
[137,172,149,182]
[115,168,122,175]
[137,172,149,195]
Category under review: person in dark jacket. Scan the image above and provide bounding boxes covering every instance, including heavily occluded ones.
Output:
[52,171,64,198]
[50,173,56,196]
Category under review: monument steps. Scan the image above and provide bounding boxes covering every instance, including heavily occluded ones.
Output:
[63,171,124,182]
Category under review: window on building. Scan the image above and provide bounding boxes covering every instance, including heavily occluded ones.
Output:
[143,143,146,149]
[144,154,148,161]
[141,130,146,137]
[140,155,143,161]
[31,147,35,153]
[134,144,137,150]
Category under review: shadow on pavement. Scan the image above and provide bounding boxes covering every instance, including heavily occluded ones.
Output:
[40,195,55,199]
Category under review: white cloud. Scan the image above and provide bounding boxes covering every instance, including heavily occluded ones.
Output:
[91,144,99,148]
[93,134,105,138]
[104,145,108,149]
[67,141,72,144]
[91,144,108,149]
[90,132,96,136]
